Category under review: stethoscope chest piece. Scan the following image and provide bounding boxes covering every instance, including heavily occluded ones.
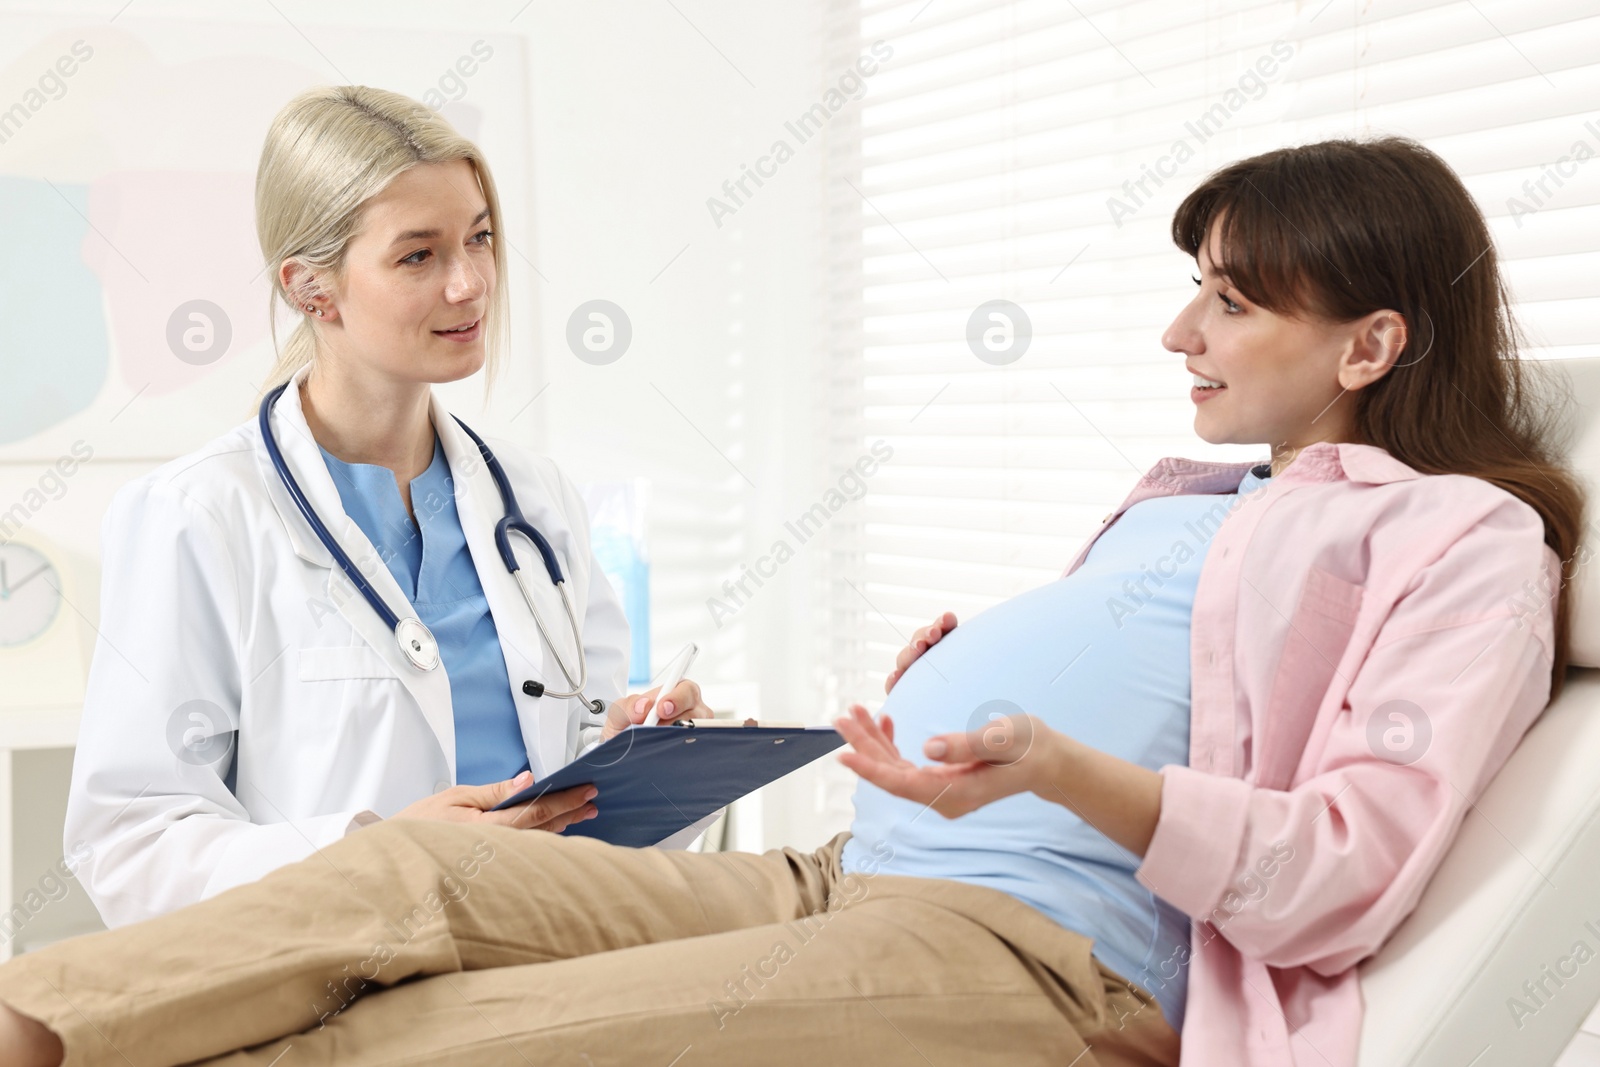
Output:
[396,617,440,671]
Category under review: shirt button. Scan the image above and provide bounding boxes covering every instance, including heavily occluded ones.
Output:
[434,779,451,794]
[1221,547,1229,558]
[1208,651,1216,666]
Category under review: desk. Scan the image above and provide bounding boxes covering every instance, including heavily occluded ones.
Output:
[0,706,96,961]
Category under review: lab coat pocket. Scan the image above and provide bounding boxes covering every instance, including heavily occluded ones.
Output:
[1255,566,1364,789]
[297,646,401,682]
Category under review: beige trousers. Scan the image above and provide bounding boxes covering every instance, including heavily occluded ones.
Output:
[0,820,1180,1067]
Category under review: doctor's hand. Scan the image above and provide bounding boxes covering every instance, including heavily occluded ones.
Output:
[391,771,598,832]
[834,703,1049,819]
[886,611,958,693]
[599,678,714,741]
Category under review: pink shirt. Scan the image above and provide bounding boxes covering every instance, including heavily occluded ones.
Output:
[1062,442,1559,1066]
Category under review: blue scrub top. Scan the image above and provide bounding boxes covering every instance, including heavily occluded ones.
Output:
[842,462,1273,1032]
[319,433,531,785]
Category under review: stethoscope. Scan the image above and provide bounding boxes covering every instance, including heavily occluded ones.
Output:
[258,382,603,715]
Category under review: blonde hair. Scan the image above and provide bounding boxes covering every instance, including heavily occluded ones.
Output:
[255,85,508,396]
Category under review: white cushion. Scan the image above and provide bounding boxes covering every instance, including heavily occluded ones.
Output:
[1357,672,1600,1064]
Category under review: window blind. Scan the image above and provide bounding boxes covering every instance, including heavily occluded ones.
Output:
[821,0,1600,701]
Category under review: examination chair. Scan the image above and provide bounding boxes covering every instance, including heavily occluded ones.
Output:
[1357,355,1600,1066]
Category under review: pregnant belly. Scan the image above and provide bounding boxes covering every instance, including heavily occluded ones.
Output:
[881,574,1193,772]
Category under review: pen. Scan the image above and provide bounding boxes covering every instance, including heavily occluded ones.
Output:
[642,642,699,727]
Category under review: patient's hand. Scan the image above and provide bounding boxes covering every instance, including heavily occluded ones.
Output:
[392,773,598,832]
[834,703,1047,819]
[885,611,958,693]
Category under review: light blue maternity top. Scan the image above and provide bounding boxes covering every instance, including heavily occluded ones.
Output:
[320,434,531,786]
[841,462,1272,1032]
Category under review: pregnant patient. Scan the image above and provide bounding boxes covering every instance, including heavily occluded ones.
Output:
[846,462,1271,1033]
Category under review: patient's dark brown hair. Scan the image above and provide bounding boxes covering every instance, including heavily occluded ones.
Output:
[1172,136,1586,699]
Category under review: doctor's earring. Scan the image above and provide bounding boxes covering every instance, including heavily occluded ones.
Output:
[304,304,324,318]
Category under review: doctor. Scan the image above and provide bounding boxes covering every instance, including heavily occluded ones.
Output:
[65,85,711,928]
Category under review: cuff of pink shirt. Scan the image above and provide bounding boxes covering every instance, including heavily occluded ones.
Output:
[1135,764,1254,918]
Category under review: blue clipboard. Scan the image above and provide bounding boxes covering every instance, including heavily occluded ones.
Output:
[490,724,846,848]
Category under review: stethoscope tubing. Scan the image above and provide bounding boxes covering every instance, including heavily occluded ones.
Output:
[259,383,404,633]
[258,382,592,703]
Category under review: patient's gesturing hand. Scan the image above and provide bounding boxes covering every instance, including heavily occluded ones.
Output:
[885,611,957,693]
[834,703,1048,819]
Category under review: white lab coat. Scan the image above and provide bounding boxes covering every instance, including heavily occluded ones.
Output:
[66,365,634,926]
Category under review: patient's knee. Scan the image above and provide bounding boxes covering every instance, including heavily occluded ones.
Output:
[335,816,493,870]
[322,820,502,905]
